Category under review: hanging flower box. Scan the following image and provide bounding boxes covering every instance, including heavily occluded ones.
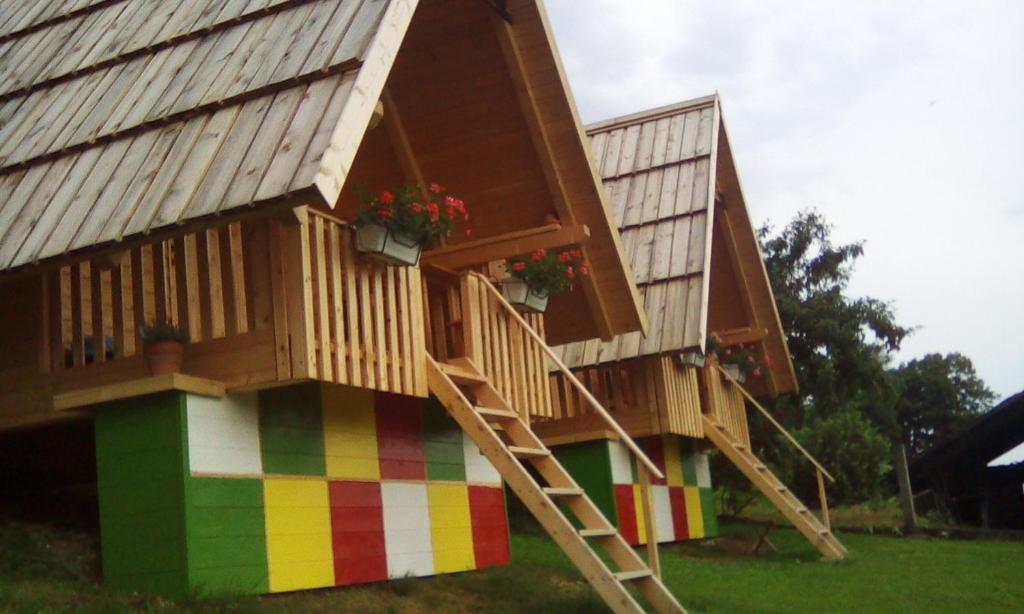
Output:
[504,248,590,315]
[679,350,706,368]
[501,278,549,314]
[355,223,422,266]
[722,363,746,384]
[354,183,469,267]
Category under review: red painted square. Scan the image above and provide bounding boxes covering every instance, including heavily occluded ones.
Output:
[374,392,426,480]
[468,486,510,568]
[615,484,639,545]
[329,481,387,585]
[643,437,667,486]
[669,486,689,540]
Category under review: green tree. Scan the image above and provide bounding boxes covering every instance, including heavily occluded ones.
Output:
[892,353,996,456]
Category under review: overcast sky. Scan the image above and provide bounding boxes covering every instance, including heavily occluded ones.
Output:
[546,0,1024,404]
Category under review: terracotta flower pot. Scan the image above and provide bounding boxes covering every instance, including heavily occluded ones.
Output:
[144,341,185,376]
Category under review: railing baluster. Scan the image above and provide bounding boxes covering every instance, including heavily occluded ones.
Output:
[817,468,831,531]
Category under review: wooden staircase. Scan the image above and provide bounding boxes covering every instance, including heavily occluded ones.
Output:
[428,356,686,614]
[702,414,847,560]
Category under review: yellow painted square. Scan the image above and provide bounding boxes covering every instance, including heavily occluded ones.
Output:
[427,483,476,573]
[264,479,334,592]
[684,486,704,539]
[662,435,685,487]
[632,485,648,545]
[322,385,380,481]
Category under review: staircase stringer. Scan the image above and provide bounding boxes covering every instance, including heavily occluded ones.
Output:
[702,415,846,560]
[428,357,686,614]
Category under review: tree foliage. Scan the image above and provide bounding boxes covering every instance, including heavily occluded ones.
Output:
[892,353,996,456]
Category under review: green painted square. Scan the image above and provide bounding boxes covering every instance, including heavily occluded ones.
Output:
[258,383,325,476]
[700,487,718,536]
[185,478,268,595]
[552,440,617,528]
[681,440,698,486]
[94,392,190,597]
[422,399,465,481]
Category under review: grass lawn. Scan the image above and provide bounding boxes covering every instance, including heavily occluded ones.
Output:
[1,518,1021,613]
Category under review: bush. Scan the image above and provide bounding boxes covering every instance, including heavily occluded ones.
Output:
[796,409,892,504]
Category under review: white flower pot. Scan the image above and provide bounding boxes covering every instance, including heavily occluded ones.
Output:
[679,350,706,367]
[501,278,549,313]
[722,363,746,383]
[355,223,422,266]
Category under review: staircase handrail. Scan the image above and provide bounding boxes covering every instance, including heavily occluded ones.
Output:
[716,364,835,483]
[469,271,665,481]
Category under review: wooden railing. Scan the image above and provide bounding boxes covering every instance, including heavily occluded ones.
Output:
[716,363,836,530]
[458,272,552,423]
[45,220,264,374]
[298,209,426,397]
[703,357,752,448]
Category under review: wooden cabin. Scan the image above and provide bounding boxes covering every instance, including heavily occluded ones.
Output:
[0,1,688,612]
[541,95,847,560]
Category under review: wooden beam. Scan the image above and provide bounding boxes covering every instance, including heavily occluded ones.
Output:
[717,326,767,347]
[53,372,225,411]
[381,86,426,191]
[490,15,615,341]
[422,223,590,270]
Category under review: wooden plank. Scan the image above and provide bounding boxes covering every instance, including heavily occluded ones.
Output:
[422,223,590,271]
[312,215,333,381]
[109,257,126,357]
[281,209,316,379]
[54,372,226,411]
[328,221,347,385]
[357,253,375,389]
[397,266,413,393]
[90,261,105,364]
[341,228,362,387]
[381,86,425,190]
[47,270,65,372]
[267,219,291,380]
[385,267,402,391]
[69,263,85,367]
[638,465,661,578]
[371,265,387,389]
[410,265,427,396]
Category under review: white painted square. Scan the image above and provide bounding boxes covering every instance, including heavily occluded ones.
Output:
[653,485,675,543]
[609,440,633,485]
[186,392,262,476]
[381,482,435,578]
[694,451,712,488]
[463,432,501,484]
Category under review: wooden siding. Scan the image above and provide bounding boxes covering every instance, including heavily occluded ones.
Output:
[0,0,395,272]
[702,360,750,449]
[555,96,719,368]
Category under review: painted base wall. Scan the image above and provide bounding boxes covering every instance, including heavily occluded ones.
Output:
[552,435,717,545]
[94,383,510,597]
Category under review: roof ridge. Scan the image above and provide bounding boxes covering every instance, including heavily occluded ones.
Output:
[586,93,718,134]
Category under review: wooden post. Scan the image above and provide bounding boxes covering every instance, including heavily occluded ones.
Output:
[894,443,918,533]
[816,468,831,532]
[638,464,661,578]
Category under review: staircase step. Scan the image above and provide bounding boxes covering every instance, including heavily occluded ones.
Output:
[579,528,617,538]
[754,464,768,471]
[476,406,519,421]
[509,446,550,459]
[796,507,809,514]
[613,569,653,582]
[544,487,584,497]
[776,486,788,493]
[437,362,487,385]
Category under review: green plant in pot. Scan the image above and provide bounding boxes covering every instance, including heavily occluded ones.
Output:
[140,320,189,376]
[705,332,767,384]
[354,183,469,266]
[503,248,589,313]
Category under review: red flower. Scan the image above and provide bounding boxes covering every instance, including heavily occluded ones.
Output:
[411,202,423,214]
[429,183,445,193]
[379,190,395,204]
[531,248,547,261]
[377,207,394,218]
[566,266,575,280]
[724,348,732,356]
[512,261,526,272]
[572,249,583,259]
[465,228,472,238]
[558,252,571,263]
[426,201,440,222]
[579,264,590,276]
[752,367,762,377]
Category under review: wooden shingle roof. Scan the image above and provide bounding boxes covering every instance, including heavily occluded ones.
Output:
[0,0,409,272]
[557,95,719,368]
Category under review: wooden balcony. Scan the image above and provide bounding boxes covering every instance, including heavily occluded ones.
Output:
[0,207,430,430]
